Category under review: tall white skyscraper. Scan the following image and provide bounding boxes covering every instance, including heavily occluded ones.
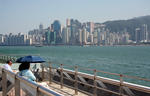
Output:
[82,28,87,44]
[142,24,148,42]
[89,22,94,34]
[62,27,70,44]
[78,29,82,44]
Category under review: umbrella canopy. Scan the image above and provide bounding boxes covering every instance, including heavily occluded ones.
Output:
[16,55,45,63]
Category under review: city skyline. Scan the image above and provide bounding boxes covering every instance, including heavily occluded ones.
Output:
[0,0,150,34]
[0,17,149,46]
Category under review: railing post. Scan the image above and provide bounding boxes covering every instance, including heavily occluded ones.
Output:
[15,75,20,96]
[2,69,7,96]
[60,64,63,88]
[4,56,5,61]
[41,64,44,80]
[49,62,52,84]
[74,66,78,95]
[93,69,97,96]
[36,86,41,96]
[119,74,123,96]
[6,56,9,61]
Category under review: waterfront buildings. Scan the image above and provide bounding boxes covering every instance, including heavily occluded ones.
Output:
[135,24,149,43]
[28,24,45,45]
[0,33,32,46]
[0,19,149,46]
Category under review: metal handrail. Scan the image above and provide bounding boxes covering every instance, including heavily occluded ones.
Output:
[51,62,150,83]
[46,62,150,96]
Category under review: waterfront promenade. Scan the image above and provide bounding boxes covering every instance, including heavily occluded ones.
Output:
[1,55,150,96]
[0,62,87,96]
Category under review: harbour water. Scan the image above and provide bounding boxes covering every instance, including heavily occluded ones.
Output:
[0,46,150,86]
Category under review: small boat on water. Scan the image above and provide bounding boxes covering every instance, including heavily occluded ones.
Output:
[35,45,43,47]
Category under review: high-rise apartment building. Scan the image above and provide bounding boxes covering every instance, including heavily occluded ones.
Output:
[141,24,148,42]
[62,28,66,44]
[78,29,82,45]
[62,27,70,44]
[93,31,98,45]
[135,28,141,43]
[0,34,4,44]
[26,38,32,45]
[3,33,28,46]
[87,22,94,34]
[45,29,51,45]
[82,28,87,44]
[97,29,101,45]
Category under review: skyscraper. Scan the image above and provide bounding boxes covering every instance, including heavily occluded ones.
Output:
[66,19,71,27]
[70,19,76,44]
[39,24,44,35]
[62,27,70,44]
[39,24,43,31]
[0,34,4,44]
[78,29,82,45]
[135,28,141,43]
[141,24,148,42]
[82,27,87,44]
[69,19,82,44]
[45,27,51,45]
[97,29,101,45]
[89,34,93,44]
[93,31,98,45]
[87,22,94,34]
[53,20,62,44]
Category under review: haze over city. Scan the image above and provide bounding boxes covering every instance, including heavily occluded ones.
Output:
[0,0,150,34]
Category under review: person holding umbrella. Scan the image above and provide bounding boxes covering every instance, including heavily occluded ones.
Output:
[16,55,45,82]
[18,62,36,82]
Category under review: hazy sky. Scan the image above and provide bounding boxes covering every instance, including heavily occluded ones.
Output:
[0,0,150,34]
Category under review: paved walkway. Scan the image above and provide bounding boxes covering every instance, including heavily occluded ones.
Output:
[38,81,88,96]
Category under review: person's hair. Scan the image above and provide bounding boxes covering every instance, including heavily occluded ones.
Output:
[18,63,30,71]
[6,60,12,64]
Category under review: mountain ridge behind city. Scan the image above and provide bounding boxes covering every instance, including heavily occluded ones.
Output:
[103,15,150,40]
